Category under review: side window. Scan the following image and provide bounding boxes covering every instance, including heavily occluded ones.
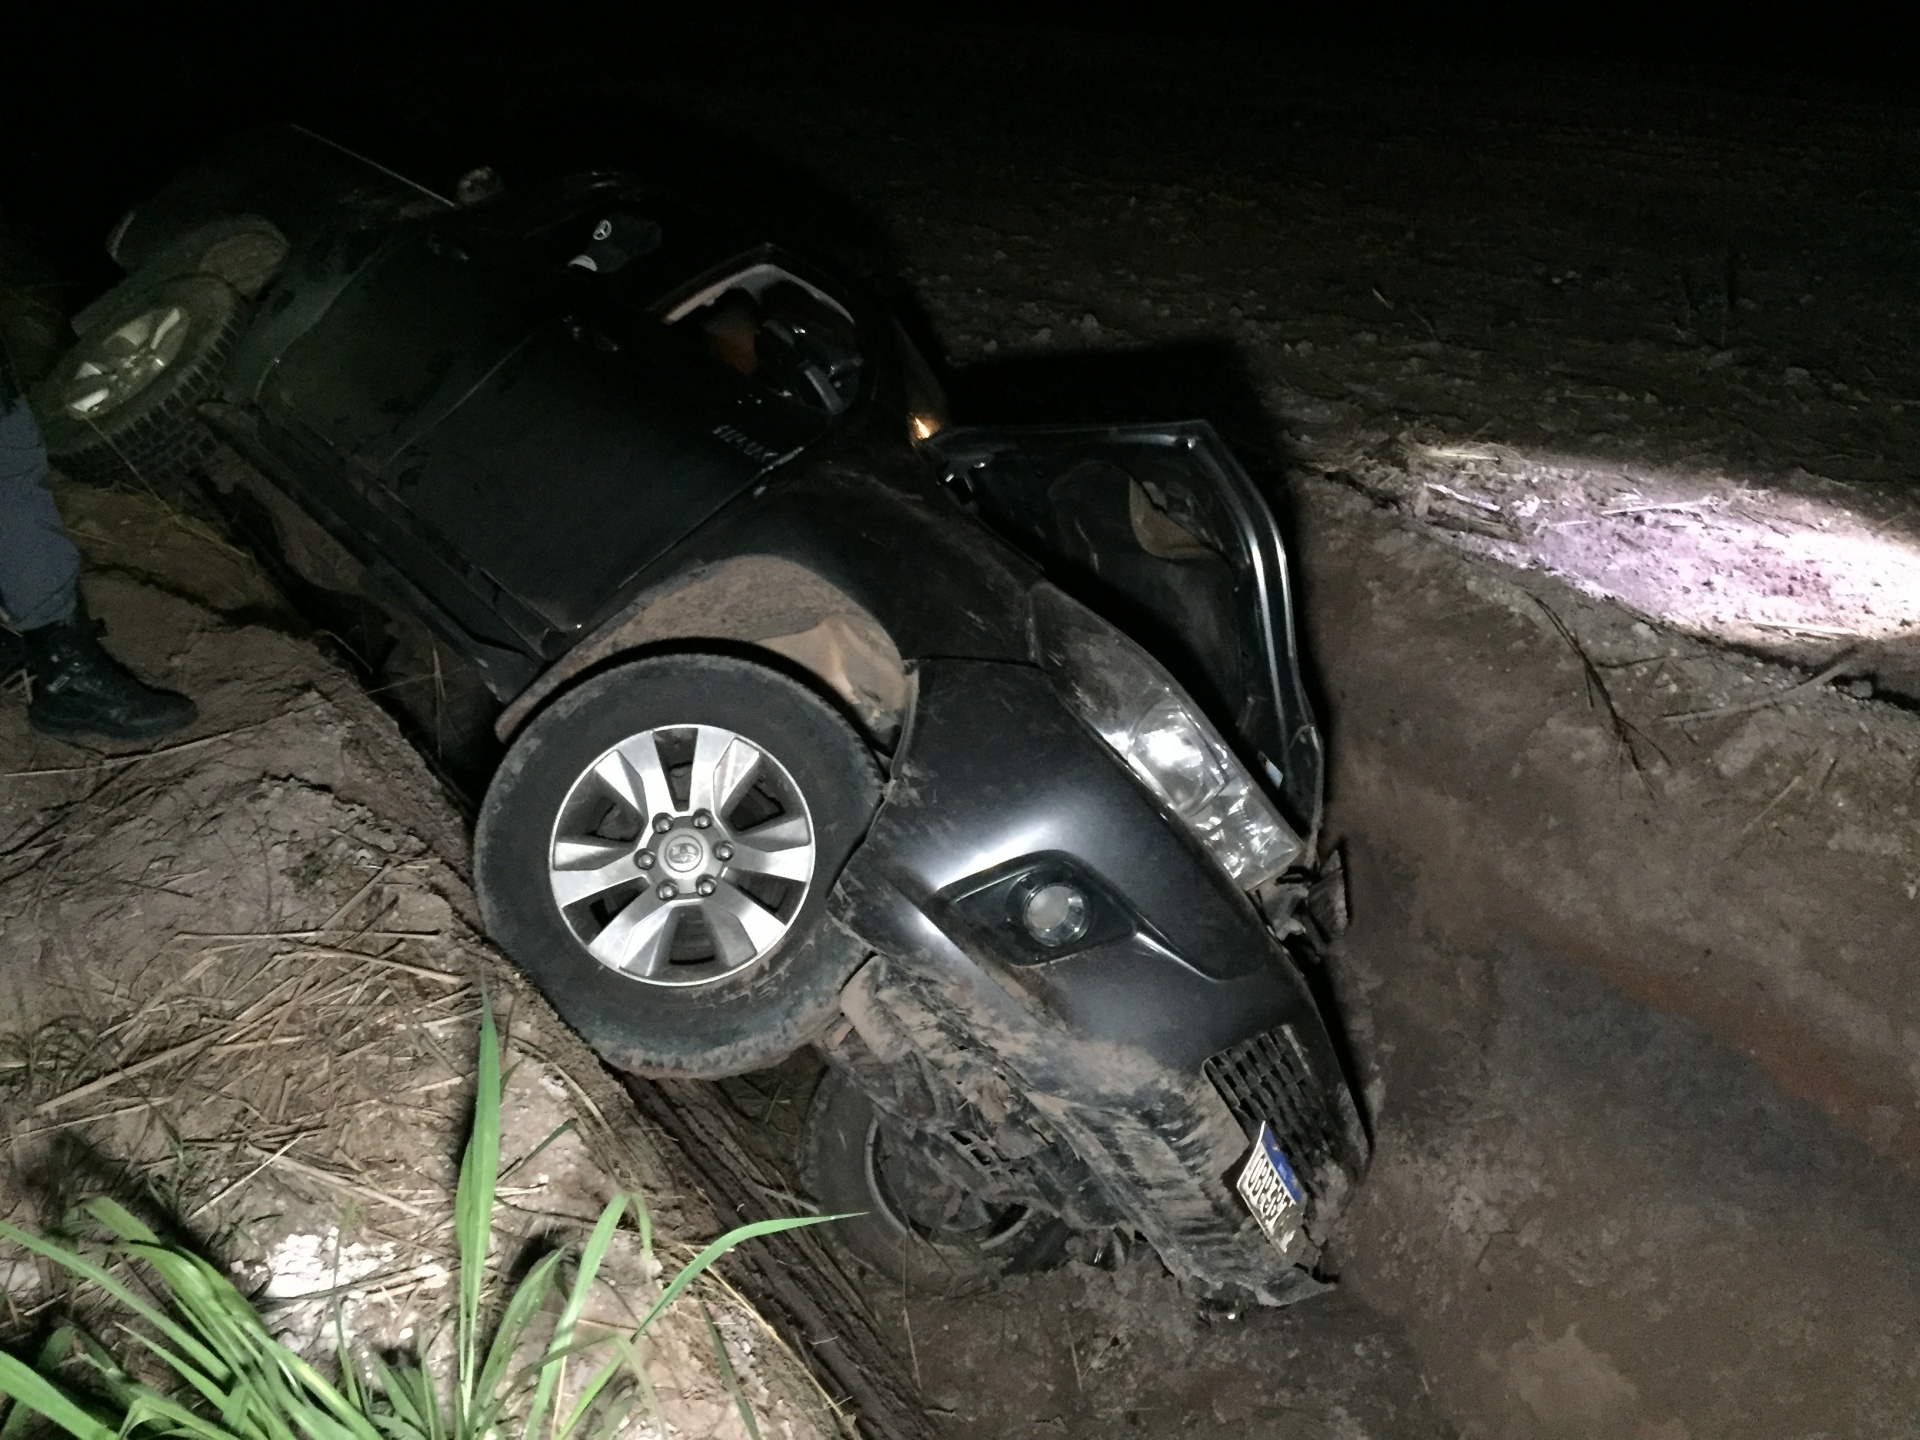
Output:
[664,263,864,415]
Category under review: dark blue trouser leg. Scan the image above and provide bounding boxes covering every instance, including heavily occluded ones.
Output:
[0,394,79,630]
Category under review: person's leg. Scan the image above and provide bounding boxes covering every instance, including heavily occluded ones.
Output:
[0,393,80,630]
[0,392,195,742]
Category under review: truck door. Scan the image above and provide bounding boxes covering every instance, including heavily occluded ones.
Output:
[927,423,1323,841]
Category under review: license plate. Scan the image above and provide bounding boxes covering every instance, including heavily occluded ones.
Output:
[1235,1121,1307,1252]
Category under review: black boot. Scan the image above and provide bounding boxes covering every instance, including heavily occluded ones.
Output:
[22,613,196,742]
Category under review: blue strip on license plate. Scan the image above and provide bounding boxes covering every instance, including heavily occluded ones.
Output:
[1235,1121,1307,1252]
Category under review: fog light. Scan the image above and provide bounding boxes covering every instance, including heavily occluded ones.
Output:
[1022,882,1090,947]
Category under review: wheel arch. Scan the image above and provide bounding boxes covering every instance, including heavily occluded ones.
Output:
[75,215,289,337]
[496,555,912,751]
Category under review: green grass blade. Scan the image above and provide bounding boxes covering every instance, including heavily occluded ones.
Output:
[620,1351,664,1440]
[559,1210,845,1439]
[0,1221,230,1382]
[121,1254,377,1440]
[454,998,503,1424]
[369,1358,414,1419]
[0,1352,118,1440]
[418,1365,445,1440]
[499,1121,574,1182]
[384,1363,443,1440]
[701,1304,761,1440]
[123,1244,272,1357]
[264,1349,385,1440]
[633,1216,845,1336]
[580,1393,635,1440]
[87,1199,280,1402]
[370,1417,426,1440]
[369,1360,427,1440]
[332,1310,363,1417]
[268,1390,370,1440]
[115,1252,327,1437]
[69,1332,151,1413]
[114,1332,234,1415]
[524,1195,627,1440]
[118,1384,249,1440]
[470,1250,562,1428]
[200,1357,291,1440]
[2,1329,80,1440]
[78,1198,161,1246]
[553,1351,626,1440]
[634,1195,651,1271]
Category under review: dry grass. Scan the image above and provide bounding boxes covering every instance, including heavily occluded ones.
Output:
[0,574,840,1439]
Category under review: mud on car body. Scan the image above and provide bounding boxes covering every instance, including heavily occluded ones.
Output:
[37,123,1369,1307]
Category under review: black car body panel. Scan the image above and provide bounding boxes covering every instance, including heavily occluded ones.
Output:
[488,454,1039,745]
[826,658,1362,1302]
[90,126,1370,1303]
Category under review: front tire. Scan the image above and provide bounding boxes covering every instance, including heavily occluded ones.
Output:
[802,1067,1073,1295]
[475,654,882,1077]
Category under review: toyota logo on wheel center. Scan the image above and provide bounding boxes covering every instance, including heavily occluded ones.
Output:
[662,835,707,873]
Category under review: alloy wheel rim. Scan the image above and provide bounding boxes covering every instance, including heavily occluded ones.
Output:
[548,723,816,987]
[862,1116,1046,1256]
[61,305,191,418]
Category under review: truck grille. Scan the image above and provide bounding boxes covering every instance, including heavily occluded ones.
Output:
[1203,1025,1353,1205]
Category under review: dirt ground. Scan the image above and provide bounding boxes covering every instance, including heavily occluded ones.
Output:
[8,19,1920,1439]
[0,489,835,1440]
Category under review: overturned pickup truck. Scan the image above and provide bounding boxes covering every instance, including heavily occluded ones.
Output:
[34,124,1369,1306]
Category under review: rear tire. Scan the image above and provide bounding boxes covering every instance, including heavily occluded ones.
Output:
[31,273,243,495]
[802,1067,1073,1295]
[476,654,882,1077]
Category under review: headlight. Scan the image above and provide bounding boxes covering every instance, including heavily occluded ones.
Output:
[1030,585,1303,887]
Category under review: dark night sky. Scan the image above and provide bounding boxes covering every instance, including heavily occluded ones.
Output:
[3,3,1909,295]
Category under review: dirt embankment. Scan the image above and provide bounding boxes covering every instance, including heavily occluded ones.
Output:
[1302,479,1920,1437]
[1301,478,1920,1172]
[0,487,834,1440]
